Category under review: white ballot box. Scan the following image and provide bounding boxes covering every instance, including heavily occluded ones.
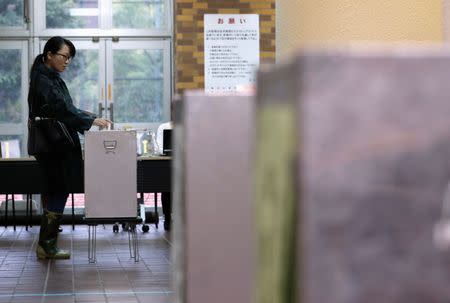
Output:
[84,130,137,219]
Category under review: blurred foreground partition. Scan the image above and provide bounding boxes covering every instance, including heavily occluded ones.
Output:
[255,49,450,303]
[172,91,255,303]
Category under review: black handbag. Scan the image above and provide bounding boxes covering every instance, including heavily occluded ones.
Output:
[27,117,75,155]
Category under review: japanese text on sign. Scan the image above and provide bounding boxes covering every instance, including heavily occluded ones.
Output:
[204,14,259,93]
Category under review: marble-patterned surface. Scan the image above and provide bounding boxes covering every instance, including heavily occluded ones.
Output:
[258,49,450,303]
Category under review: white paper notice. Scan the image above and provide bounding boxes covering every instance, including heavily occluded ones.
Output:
[204,14,259,93]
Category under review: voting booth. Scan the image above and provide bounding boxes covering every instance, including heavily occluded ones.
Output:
[172,92,255,303]
[84,130,140,262]
[255,50,450,303]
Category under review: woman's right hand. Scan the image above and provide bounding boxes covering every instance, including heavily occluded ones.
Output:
[93,118,113,129]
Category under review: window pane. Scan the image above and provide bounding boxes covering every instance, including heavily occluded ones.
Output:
[0,49,21,123]
[65,193,85,209]
[0,135,22,158]
[113,49,164,123]
[0,0,24,27]
[113,0,166,29]
[46,0,99,29]
[61,49,99,115]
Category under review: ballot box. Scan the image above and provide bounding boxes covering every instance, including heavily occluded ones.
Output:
[84,130,137,218]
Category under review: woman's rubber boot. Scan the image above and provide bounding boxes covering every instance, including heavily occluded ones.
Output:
[36,210,70,260]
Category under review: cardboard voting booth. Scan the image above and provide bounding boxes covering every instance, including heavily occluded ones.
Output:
[85,130,137,219]
[84,130,139,262]
[172,92,255,303]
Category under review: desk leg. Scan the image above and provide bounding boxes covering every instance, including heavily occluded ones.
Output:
[71,194,75,231]
[88,224,97,263]
[11,195,15,231]
[25,194,29,231]
[154,193,158,229]
[4,194,8,228]
[29,194,32,228]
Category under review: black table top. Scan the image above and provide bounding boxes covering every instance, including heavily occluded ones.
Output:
[0,157,171,194]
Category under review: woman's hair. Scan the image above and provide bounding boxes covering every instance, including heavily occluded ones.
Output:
[31,36,76,72]
[43,36,76,58]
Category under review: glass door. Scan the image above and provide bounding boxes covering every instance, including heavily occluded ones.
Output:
[40,39,104,119]
[0,40,28,157]
[106,39,171,131]
[40,38,171,131]
[0,0,25,28]
[61,40,105,118]
[35,0,172,37]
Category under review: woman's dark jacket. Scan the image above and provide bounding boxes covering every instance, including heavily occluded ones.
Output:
[28,54,96,193]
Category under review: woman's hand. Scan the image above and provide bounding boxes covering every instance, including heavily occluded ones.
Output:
[93,118,113,129]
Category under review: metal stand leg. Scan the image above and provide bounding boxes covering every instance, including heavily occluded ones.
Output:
[128,224,139,262]
[88,224,97,263]
[128,225,133,258]
[133,225,139,262]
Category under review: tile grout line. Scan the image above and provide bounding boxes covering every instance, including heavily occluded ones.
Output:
[0,226,11,270]
[162,230,172,246]
[12,226,29,301]
[71,227,76,299]
[40,260,51,303]
[0,225,22,269]
[0,290,174,298]
[161,230,173,265]
[7,225,24,303]
[97,230,109,303]
[109,228,141,303]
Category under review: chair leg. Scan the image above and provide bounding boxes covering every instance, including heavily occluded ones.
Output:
[11,195,16,231]
[4,194,8,228]
[71,193,75,231]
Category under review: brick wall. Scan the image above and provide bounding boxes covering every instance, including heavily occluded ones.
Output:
[175,0,276,93]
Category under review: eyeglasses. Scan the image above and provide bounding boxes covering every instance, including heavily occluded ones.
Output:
[55,53,72,63]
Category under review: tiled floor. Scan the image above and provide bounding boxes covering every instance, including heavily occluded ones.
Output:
[0,222,173,303]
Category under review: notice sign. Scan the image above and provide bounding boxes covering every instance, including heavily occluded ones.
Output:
[204,14,259,93]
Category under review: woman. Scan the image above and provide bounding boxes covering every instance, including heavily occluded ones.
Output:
[28,36,111,260]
